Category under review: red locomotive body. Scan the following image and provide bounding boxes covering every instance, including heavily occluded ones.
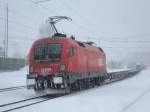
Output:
[27,36,107,92]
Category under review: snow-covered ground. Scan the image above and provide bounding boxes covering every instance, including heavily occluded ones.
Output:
[0,67,27,88]
[0,68,150,112]
[0,67,39,105]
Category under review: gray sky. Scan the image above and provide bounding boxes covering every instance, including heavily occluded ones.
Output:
[0,0,150,63]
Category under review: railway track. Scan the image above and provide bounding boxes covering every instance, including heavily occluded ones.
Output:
[0,86,26,93]
[0,69,141,112]
[0,94,64,112]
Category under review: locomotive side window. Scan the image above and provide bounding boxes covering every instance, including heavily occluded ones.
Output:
[68,47,74,57]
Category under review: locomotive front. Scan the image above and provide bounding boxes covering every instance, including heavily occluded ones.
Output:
[27,37,72,91]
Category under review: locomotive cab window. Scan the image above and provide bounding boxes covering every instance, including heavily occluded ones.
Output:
[34,44,62,61]
[46,44,62,61]
[34,45,45,60]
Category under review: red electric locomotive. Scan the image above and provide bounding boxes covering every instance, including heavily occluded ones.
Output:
[27,16,107,93]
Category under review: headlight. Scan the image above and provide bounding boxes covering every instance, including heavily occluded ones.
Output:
[60,64,65,71]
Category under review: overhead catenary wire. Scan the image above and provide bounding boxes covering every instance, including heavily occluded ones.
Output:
[0,17,38,34]
[0,3,40,24]
[31,0,150,44]
[28,0,97,36]
[1,0,150,45]
[29,0,60,15]
[1,15,150,44]
[57,0,150,45]
[33,0,51,4]
[9,35,39,41]
[8,9,40,24]
[57,0,105,42]
[0,17,36,31]
[28,0,110,42]
[0,0,149,61]
[57,0,105,36]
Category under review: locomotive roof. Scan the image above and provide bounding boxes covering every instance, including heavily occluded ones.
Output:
[33,36,104,53]
[34,37,93,45]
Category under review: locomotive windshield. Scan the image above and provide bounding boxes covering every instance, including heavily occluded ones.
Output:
[34,44,62,62]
